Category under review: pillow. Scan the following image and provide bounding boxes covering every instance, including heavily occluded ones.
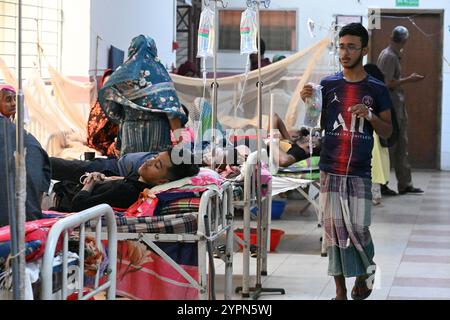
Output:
[289,156,320,169]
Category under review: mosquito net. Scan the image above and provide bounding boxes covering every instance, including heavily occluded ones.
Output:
[172,37,337,134]
[0,56,96,158]
[0,37,338,159]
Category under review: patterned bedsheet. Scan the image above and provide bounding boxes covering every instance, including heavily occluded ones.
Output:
[86,212,198,234]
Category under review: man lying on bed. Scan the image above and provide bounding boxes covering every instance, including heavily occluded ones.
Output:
[51,127,319,183]
[277,130,321,168]
[268,128,321,167]
[51,151,157,183]
[50,104,194,183]
[69,148,199,212]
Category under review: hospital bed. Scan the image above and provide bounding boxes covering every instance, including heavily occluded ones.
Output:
[233,150,325,297]
[40,204,117,300]
[0,204,117,300]
[232,150,272,297]
[92,181,234,300]
[274,155,326,256]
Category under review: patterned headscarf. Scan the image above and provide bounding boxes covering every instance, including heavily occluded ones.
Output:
[99,68,113,89]
[98,35,187,124]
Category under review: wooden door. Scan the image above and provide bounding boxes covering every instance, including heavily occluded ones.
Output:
[369,10,443,169]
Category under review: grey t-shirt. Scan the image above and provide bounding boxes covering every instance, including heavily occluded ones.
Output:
[0,119,51,226]
[377,46,407,120]
[116,152,156,177]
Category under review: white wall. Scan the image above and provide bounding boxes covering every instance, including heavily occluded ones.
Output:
[61,0,91,78]
[58,0,450,169]
[218,0,449,71]
[216,0,450,170]
[442,73,450,170]
[89,0,176,77]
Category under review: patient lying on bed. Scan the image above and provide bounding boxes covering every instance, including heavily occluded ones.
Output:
[66,148,199,212]
[277,134,321,168]
[228,124,321,168]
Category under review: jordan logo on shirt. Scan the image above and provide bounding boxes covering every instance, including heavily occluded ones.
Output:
[331,92,340,103]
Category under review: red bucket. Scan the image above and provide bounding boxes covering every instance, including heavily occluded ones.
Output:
[66,290,96,300]
[235,227,285,252]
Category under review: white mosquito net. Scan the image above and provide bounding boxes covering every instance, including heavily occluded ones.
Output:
[0,37,338,159]
[172,37,337,133]
[0,56,96,158]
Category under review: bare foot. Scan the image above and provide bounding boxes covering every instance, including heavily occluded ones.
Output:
[333,290,347,300]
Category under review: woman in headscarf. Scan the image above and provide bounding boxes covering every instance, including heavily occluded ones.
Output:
[87,69,119,157]
[99,35,187,156]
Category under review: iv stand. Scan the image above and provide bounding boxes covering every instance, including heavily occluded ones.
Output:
[235,0,285,300]
[202,0,228,300]
[16,0,27,299]
[206,0,228,171]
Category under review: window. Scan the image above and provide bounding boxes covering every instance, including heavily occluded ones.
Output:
[219,10,297,52]
[0,0,62,82]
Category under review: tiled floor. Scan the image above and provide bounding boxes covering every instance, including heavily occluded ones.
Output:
[213,170,450,300]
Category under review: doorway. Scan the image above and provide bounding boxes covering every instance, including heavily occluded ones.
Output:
[369,9,443,169]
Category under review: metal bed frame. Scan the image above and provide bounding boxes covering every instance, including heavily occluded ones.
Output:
[102,181,234,300]
[271,175,326,256]
[233,150,273,297]
[40,204,118,300]
[291,180,326,256]
[233,150,327,298]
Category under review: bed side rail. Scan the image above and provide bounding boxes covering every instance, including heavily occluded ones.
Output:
[41,204,117,300]
[197,181,234,299]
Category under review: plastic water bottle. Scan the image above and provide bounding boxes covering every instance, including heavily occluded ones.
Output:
[197,8,215,58]
[240,8,258,55]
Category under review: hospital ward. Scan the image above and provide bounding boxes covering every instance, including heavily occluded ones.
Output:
[1,0,450,302]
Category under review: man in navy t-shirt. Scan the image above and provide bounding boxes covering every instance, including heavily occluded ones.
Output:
[301,23,393,301]
[319,71,392,178]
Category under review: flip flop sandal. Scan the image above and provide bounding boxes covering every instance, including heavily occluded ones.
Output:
[351,281,372,300]
[351,288,372,300]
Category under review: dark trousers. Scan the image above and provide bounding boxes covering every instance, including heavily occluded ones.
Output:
[389,117,412,191]
[50,157,120,182]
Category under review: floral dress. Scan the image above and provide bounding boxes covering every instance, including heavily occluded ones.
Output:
[86,101,119,157]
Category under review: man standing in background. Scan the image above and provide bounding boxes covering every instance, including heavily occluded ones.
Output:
[377,26,425,195]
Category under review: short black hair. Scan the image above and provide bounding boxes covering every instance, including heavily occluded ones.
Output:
[166,147,200,181]
[339,23,369,48]
[300,127,310,137]
[364,63,385,82]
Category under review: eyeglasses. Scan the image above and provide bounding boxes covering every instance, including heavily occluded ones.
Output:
[337,45,362,53]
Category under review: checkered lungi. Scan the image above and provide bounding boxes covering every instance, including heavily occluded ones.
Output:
[319,171,376,278]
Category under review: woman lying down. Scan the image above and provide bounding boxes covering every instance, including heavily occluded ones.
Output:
[68,148,199,212]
